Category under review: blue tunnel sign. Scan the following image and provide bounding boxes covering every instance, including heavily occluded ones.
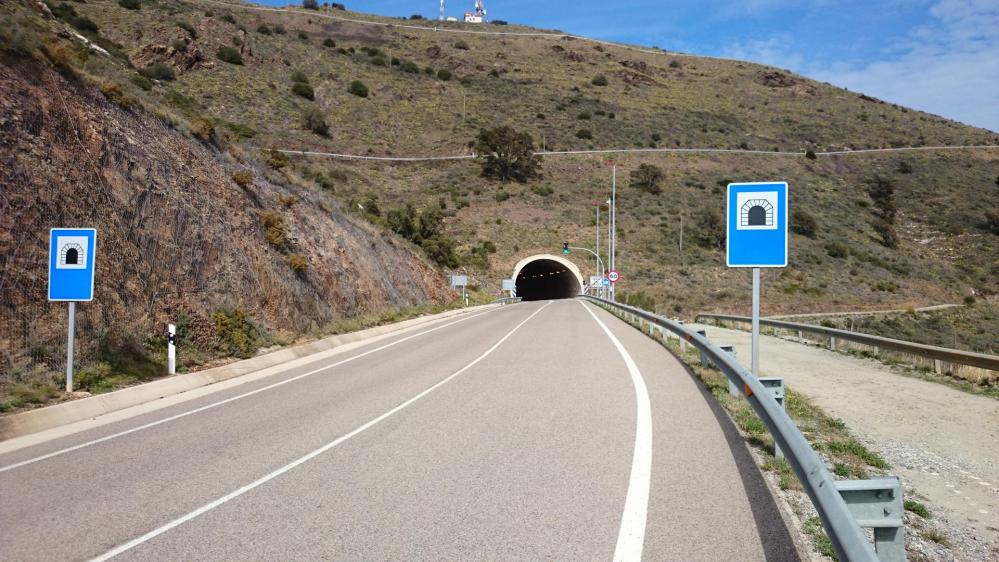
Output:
[48,228,97,301]
[726,182,788,268]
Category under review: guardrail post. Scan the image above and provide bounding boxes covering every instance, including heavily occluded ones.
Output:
[934,359,942,374]
[720,345,739,396]
[830,336,837,351]
[798,330,803,342]
[697,329,708,366]
[835,478,904,562]
[758,378,785,460]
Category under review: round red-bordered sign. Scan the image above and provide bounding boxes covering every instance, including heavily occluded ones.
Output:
[607,270,620,283]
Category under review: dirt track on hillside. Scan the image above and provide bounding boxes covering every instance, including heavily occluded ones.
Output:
[692,324,999,558]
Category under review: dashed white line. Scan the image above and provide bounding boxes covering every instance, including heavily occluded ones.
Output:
[579,301,653,562]
[86,301,553,561]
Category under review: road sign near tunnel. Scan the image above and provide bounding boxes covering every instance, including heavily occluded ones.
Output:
[726,182,788,268]
[607,270,620,284]
[48,228,97,301]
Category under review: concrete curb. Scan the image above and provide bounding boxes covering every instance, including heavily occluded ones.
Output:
[0,304,499,441]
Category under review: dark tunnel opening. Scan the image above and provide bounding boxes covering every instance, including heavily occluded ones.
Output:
[515,259,582,301]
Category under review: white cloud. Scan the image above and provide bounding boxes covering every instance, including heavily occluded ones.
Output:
[720,34,803,70]
[812,0,999,132]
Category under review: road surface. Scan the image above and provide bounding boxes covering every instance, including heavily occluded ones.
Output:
[0,301,797,561]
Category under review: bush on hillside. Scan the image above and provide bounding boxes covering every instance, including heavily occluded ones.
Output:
[576,129,593,140]
[139,63,174,81]
[630,164,664,194]
[322,38,335,48]
[302,0,319,9]
[176,21,197,38]
[805,149,817,160]
[217,46,243,65]
[825,240,850,258]
[119,0,141,10]
[258,210,287,249]
[437,69,452,81]
[189,117,216,144]
[872,219,899,249]
[400,60,420,73]
[291,81,314,100]
[791,208,818,238]
[273,25,286,34]
[232,170,254,187]
[986,211,999,235]
[257,24,271,35]
[265,149,289,169]
[453,40,469,50]
[693,207,725,249]
[287,254,308,274]
[302,106,328,136]
[475,126,542,183]
[290,70,309,83]
[348,80,369,97]
[129,73,153,91]
[591,74,608,86]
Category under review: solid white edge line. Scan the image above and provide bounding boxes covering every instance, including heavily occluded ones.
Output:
[579,301,653,562]
[87,301,553,562]
[0,307,502,474]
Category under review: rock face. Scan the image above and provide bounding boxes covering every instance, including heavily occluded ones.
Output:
[0,52,451,372]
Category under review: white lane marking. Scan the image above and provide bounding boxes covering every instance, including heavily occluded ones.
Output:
[0,308,502,474]
[579,302,653,562]
[87,302,553,562]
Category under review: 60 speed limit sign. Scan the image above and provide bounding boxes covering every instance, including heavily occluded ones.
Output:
[607,270,620,284]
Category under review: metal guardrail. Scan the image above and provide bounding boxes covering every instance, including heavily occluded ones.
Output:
[582,296,891,562]
[696,313,999,372]
[493,296,523,305]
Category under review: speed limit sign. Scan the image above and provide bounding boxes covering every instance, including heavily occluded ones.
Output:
[607,270,620,284]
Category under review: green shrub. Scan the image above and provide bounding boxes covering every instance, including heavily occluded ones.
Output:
[437,68,452,81]
[287,253,308,274]
[576,129,593,140]
[232,170,254,187]
[265,149,289,169]
[129,73,153,90]
[591,74,608,86]
[897,160,913,174]
[140,63,175,81]
[825,240,850,258]
[630,163,664,194]
[257,24,271,35]
[693,207,725,249]
[259,210,287,249]
[302,106,328,136]
[189,117,216,144]
[302,0,319,9]
[273,25,286,34]
[791,208,818,238]
[290,70,309,83]
[531,184,554,196]
[176,21,197,38]
[904,500,930,518]
[370,55,387,67]
[348,80,369,97]
[220,14,236,24]
[985,210,999,234]
[322,37,335,48]
[577,112,591,120]
[400,60,420,73]
[494,190,510,202]
[453,40,469,50]
[291,81,315,100]
[424,66,435,75]
[805,149,817,160]
[118,0,141,10]
[213,308,267,358]
[217,46,243,65]
[669,59,681,68]
[475,126,542,183]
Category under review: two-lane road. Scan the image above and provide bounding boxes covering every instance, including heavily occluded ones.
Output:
[0,300,798,561]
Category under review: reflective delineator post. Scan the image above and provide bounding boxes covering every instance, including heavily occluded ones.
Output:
[167,323,177,375]
[752,267,761,377]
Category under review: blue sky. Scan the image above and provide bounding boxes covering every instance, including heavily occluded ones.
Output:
[257,1,998,132]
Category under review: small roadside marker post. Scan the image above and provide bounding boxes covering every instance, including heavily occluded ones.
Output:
[167,324,177,375]
[48,228,98,393]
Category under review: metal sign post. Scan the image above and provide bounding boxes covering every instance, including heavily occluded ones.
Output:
[48,228,97,393]
[726,183,788,380]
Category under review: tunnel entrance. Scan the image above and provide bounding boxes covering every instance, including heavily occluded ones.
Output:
[512,254,584,301]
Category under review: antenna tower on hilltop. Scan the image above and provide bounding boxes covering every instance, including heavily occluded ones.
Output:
[439,0,445,21]
[463,0,486,23]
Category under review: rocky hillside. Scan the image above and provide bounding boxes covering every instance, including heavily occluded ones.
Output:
[0,23,452,399]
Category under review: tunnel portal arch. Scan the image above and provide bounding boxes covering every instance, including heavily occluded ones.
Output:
[512,254,585,301]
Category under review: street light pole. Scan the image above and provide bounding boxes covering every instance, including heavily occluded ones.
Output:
[610,164,617,301]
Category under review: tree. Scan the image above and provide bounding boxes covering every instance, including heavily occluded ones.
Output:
[630,164,664,194]
[302,0,319,9]
[693,207,725,249]
[475,126,542,182]
[868,176,898,248]
[217,46,243,65]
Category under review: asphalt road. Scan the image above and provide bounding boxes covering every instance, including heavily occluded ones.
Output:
[0,300,798,561]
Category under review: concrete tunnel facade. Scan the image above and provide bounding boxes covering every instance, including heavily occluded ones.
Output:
[512,254,585,301]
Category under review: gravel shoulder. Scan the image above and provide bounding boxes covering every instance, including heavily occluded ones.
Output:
[691,323,999,560]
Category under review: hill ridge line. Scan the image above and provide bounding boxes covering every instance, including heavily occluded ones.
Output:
[261,145,999,163]
[195,0,729,61]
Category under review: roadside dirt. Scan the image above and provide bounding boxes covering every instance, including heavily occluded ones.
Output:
[692,323,999,560]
